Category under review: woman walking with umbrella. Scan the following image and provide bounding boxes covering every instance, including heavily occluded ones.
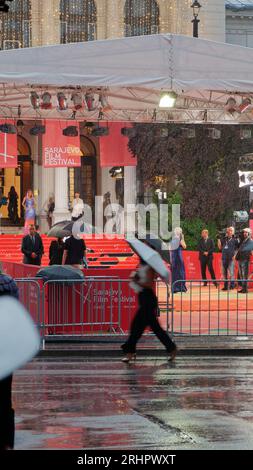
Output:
[121,239,177,363]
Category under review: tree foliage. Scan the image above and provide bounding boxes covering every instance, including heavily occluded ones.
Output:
[129,124,251,226]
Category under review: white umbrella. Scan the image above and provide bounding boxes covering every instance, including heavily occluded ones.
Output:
[0,297,40,380]
[127,238,170,283]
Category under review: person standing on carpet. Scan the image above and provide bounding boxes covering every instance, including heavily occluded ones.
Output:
[121,259,177,363]
[218,226,239,291]
[21,224,44,266]
[170,227,187,293]
[197,229,217,287]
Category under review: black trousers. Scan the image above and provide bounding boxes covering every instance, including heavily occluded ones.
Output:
[122,288,176,354]
[0,375,15,450]
[200,256,216,282]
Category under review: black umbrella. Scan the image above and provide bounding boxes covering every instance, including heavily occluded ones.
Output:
[35,265,84,282]
[47,220,97,238]
[140,234,171,264]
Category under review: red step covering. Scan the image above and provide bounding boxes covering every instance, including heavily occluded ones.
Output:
[0,234,138,268]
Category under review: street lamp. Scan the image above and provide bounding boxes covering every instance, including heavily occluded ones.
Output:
[191,1,202,38]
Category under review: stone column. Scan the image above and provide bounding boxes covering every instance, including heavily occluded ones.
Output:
[106,0,124,38]
[53,168,71,224]
[96,0,107,40]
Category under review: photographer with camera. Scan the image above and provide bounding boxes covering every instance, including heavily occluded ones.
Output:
[235,228,253,294]
[217,226,239,291]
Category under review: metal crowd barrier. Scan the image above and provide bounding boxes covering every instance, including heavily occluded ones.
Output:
[13,277,171,347]
[15,278,42,327]
[171,279,253,336]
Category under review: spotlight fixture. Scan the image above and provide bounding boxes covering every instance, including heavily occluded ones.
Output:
[109,167,123,178]
[0,0,13,13]
[240,128,252,140]
[16,119,24,133]
[99,93,110,110]
[181,127,196,139]
[29,124,46,136]
[208,128,221,140]
[30,92,40,110]
[41,92,52,110]
[238,98,252,114]
[57,92,68,111]
[62,125,78,137]
[92,124,109,137]
[159,91,177,108]
[71,93,83,111]
[85,92,96,111]
[238,170,253,188]
[0,123,16,134]
[225,97,237,114]
[121,127,136,138]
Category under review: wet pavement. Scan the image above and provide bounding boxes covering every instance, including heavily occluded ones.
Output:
[12,356,253,450]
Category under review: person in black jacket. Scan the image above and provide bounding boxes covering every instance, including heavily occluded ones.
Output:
[49,237,64,265]
[21,224,44,266]
[197,229,217,287]
[0,270,19,451]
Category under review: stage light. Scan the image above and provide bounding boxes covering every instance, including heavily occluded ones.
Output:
[99,93,110,110]
[41,92,52,110]
[225,97,237,114]
[208,128,221,139]
[71,93,83,111]
[29,124,46,136]
[121,127,136,138]
[62,126,78,137]
[238,170,253,187]
[16,119,24,134]
[159,91,177,108]
[181,127,196,139]
[30,92,40,110]
[57,92,68,111]
[85,92,96,111]
[240,128,252,139]
[0,123,16,134]
[109,167,123,178]
[91,125,109,137]
[239,98,251,113]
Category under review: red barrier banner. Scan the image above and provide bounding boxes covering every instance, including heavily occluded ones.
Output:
[0,122,17,168]
[43,120,81,167]
[100,122,136,167]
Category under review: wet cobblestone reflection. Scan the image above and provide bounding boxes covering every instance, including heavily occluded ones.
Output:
[13,357,253,449]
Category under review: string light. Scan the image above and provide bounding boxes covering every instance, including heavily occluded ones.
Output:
[0,0,31,50]
[124,0,160,37]
[60,0,97,44]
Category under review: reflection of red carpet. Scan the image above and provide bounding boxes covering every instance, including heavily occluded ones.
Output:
[158,285,253,335]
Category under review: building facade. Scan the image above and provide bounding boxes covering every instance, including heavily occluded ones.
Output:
[0,0,227,231]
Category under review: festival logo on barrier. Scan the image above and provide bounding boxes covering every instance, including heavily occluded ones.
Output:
[0,124,17,168]
[43,120,81,168]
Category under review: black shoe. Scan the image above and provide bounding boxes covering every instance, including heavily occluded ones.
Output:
[238,289,248,294]
[202,283,208,287]
[222,287,228,291]
[213,282,218,288]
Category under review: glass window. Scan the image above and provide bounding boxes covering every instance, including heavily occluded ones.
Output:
[60,0,97,44]
[0,0,31,50]
[124,0,159,37]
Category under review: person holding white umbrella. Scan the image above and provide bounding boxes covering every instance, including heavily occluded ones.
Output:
[121,239,177,363]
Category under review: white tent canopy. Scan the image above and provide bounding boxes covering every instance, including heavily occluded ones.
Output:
[1,34,253,123]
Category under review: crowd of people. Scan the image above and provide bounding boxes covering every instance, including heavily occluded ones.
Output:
[171,226,253,294]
